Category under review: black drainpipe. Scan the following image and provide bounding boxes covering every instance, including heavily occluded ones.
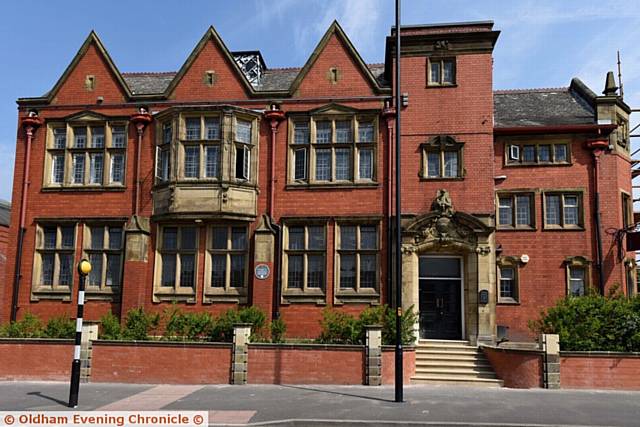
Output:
[272,222,282,320]
[10,227,26,322]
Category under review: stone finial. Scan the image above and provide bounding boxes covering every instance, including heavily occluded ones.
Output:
[603,71,618,96]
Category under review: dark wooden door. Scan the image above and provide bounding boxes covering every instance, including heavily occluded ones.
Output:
[419,278,462,339]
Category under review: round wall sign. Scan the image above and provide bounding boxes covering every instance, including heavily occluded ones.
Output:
[255,264,270,280]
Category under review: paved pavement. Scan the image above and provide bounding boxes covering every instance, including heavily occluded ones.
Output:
[0,382,639,426]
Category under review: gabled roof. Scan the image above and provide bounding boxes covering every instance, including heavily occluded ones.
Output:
[0,200,10,227]
[287,21,388,95]
[163,26,259,97]
[26,31,133,103]
[494,79,596,128]
[123,72,176,95]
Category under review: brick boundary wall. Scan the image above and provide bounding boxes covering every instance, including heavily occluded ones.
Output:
[481,346,544,388]
[0,339,74,381]
[0,339,415,385]
[560,352,640,390]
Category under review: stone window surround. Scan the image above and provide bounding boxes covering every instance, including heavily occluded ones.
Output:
[203,224,249,304]
[82,222,125,301]
[426,56,456,87]
[31,222,78,301]
[43,120,128,190]
[621,191,632,229]
[334,221,381,304]
[281,220,328,305]
[496,256,521,304]
[286,112,379,187]
[154,108,260,188]
[495,191,536,231]
[564,256,591,296]
[420,135,465,180]
[503,138,572,167]
[542,189,585,230]
[152,225,200,303]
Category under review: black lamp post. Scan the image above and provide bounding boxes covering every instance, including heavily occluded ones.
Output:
[68,259,91,408]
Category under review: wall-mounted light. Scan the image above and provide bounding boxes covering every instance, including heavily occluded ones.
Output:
[520,254,530,264]
[401,93,409,107]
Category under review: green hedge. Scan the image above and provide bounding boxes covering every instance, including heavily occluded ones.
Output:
[0,314,75,339]
[318,305,417,345]
[529,294,640,352]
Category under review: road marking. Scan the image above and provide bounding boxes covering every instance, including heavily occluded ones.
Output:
[97,385,204,411]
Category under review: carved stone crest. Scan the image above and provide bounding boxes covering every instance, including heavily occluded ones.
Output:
[431,189,455,217]
[413,189,474,248]
[434,40,450,50]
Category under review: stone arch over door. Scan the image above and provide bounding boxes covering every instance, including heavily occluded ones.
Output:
[401,190,496,345]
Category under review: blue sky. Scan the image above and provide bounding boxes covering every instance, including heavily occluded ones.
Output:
[1,0,638,202]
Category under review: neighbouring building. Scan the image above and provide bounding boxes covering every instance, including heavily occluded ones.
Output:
[0,200,10,298]
[2,21,636,345]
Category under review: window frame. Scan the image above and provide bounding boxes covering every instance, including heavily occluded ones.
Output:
[542,191,585,230]
[287,114,378,186]
[420,135,464,180]
[31,223,77,301]
[203,224,249,303]
[497,256,520,304]
[505,141,571,166]
[83,223,125,300]
[44,122,128,189]
[622,192,633,229]
[282,222,327,303]
[334,222,381,303]
[564,256,591,297]
[426,57,456,86]
[153,225,199,302]
[496,191,536,230]
[177,114,224,181]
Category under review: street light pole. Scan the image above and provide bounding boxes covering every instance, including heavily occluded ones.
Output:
[394,0,404,404]
[68,259,92,408]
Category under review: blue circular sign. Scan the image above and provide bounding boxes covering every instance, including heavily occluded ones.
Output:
[255,264,270,280]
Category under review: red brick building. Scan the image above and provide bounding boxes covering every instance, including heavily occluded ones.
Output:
[2,21,635,344]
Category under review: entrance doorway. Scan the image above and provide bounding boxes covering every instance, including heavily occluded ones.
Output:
[418,256,463,340]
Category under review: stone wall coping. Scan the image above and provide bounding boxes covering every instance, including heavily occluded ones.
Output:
[381,345,416,351]
[560,351,640,358]
[480,344,544,355]
[0,338,74,345]
[92,340,233,349]
[249,342,364,351]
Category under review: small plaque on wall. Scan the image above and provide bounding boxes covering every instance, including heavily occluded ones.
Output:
[255,264,270,280]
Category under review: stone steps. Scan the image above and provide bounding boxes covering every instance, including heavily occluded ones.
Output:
[412,340,502,387]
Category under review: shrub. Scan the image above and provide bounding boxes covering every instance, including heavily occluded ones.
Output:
[43,316,75,339]
[529,295,640,352]
[270,318,287,343]
[209,307,268,342]
[99,312,122,340]
[122,308,160,341]
[318,305,417,345]
[163,307,213,341]
[0,313,43,338]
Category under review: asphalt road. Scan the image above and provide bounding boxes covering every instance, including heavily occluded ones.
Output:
[0,382,638,426]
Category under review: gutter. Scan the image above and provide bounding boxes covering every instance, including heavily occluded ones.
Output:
[494,124,617,136]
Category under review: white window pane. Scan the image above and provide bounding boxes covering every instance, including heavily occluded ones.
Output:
[427,152,440,177]
[359,148,373,179]
[315,149,331,180]
[554,144,568,162]
[211,255,226,287]
[163,123,172,145]
[110,154,124,183]
[235,145,250,180]
[294,148,307,180]
[41,254,54,286]
[569,267,585,296]
[185,118,200,140]
[58,253,73,285]
[360,225,377,249]
[112,126,126,148]
[564,195,579,225]
[109,227,123,249]
[498,197,513,226]
[545,195,561,225]
[287,255,303,288]
[523,145,535,162]
[89,253,103,286]
[53,128,66,149]
[90,153,103,184]
[336,120,352,143]
[179,254,196,288]
[430,61,441,83]
[184,146,199,178]
[106,254,121,286]
[161,254,176,287]
[538,145,551,162]
[443,60,454,83]
[205,146,220,178]
[236,120,252,144]
[316,121,331,144]
[340,254,356,289]
[205,117,220,140]
[73,154,85,184]
[308,226,325,249]
[230,254,245,288]
[52,155,64,183]
[294,121,309,144]
[340,226,356,250]
[91,127,105,148]
[288,227,304,250]
[74,128,86,148]
[358,122,374,143]
[360,254,377,288]
[307,255,324,288]
[335,148,351,180]
[515,195,531,226]
[443,151,458,177]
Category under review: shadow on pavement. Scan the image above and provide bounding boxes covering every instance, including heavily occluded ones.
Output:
[27,391,68,407]
[280,385,394,403]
